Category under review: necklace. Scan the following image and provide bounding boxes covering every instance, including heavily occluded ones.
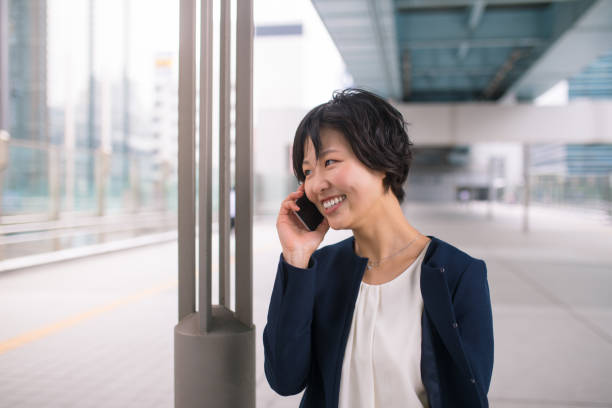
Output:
[360,235,419,270]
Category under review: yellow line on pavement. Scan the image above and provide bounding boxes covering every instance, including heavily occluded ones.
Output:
[0,278,178,355]
[0,250,254,355]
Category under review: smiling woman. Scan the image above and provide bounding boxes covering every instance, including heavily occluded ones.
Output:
[293,89,415,238]
[265,88,494,408]
[293,88,414,206]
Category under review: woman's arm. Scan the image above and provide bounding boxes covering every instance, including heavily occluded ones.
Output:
[452,258,495,396]
[263,252,317,396]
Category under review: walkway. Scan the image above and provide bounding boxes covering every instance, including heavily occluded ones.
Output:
[0,201,610,407]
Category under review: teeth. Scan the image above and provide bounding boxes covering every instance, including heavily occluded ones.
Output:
[323,195,346,209]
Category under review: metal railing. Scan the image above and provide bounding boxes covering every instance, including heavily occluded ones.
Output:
[529,173,612,215]
[0,137,177,222]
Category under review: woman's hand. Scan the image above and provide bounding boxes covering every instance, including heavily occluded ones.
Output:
[276,183,330,268]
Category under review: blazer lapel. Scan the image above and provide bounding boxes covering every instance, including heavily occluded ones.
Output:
[420,242,473,380]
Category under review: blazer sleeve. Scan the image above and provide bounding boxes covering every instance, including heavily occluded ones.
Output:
[453,258,494,397]
[263,251,317,396]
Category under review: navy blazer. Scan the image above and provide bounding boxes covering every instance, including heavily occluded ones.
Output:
[263,235,494,408]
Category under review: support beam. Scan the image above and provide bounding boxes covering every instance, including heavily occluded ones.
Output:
[468,0,486,30]
[198,0,213,332]
[457,0,486,60]
[503,0,612,100]
[0,0,8,131]
[396,0,573,9]
[218,0,231,310]
[235,0,254,328]
[311,0,402,99]
[403,37,544,50]
[365,0,396,99]
[177,0,196,322]
[522,143,530,233]
[175,0,256,406]
[395,101,612,145]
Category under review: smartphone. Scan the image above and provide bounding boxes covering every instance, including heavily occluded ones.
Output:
[292,191,324,231]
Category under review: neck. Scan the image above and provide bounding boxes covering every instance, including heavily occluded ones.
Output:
[352,194,423,262]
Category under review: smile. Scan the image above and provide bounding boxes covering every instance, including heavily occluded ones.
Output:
[322,194,346,214]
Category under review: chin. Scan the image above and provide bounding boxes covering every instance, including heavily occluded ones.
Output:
[328,219,347,231]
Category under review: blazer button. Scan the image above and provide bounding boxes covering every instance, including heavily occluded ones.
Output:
[440,266,445,273]
[470,378,476,384]
[452,322,458,328]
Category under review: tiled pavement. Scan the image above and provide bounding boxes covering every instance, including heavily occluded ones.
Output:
[0,201,611,407]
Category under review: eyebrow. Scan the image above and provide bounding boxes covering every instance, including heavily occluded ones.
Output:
[302,148,339,166]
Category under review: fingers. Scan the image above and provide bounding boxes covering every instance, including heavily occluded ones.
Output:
[280,194,301,214]
[291,187,304,198]
[279,186,304,215]
[290,200,300,212]
[286,188,304,204]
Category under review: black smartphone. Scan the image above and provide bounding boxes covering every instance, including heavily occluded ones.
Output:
[292,191,324,231]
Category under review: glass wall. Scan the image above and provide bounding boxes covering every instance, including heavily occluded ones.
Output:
[0,0,179,259]
[2,0,178,219]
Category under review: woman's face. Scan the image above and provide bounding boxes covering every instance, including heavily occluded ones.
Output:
[302,127,386,230]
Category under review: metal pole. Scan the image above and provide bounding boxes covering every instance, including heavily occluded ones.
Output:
[199,0,213,333]
[0,130,9,221]
[64,38,76,214]
[235,0,254,328]
[177,0,196,322]
[487,156,494,221]
[123,0,131,201]
[0,0,8,131]
[607,172,612,220]
[219,0,231,309]
[522,143,530,233]
[175,1,255,406]
[88,0,96,191]
[0,0,8,221]
[49,145,60,219]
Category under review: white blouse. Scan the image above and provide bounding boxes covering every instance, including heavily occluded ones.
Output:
[338,239,431,408]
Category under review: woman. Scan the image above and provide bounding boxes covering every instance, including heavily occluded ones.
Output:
[263,89,494,408]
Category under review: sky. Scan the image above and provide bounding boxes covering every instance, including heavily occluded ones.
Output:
[48,0,179,108]
[47,0,348,110]
[534,80,569,106]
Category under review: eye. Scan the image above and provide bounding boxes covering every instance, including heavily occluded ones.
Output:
[325,159,336,166]
[303,160,337,177]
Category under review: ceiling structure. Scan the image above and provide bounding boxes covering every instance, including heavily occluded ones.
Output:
[311,0,612,102]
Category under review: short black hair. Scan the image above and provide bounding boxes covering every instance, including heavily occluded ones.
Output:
[292,88,414,204]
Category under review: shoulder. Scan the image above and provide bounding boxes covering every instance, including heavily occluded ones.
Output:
[427,236,487,290]
[313,235,352,256]
[428,236,480,268]
[306,236,359,287]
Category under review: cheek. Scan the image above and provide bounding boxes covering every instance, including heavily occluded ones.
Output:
[304,188,314,203]
[304,185,318,204]
[339,168,379,205]
[334,169,362,206]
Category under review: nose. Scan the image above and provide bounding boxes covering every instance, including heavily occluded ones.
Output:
[306,172,331,204]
